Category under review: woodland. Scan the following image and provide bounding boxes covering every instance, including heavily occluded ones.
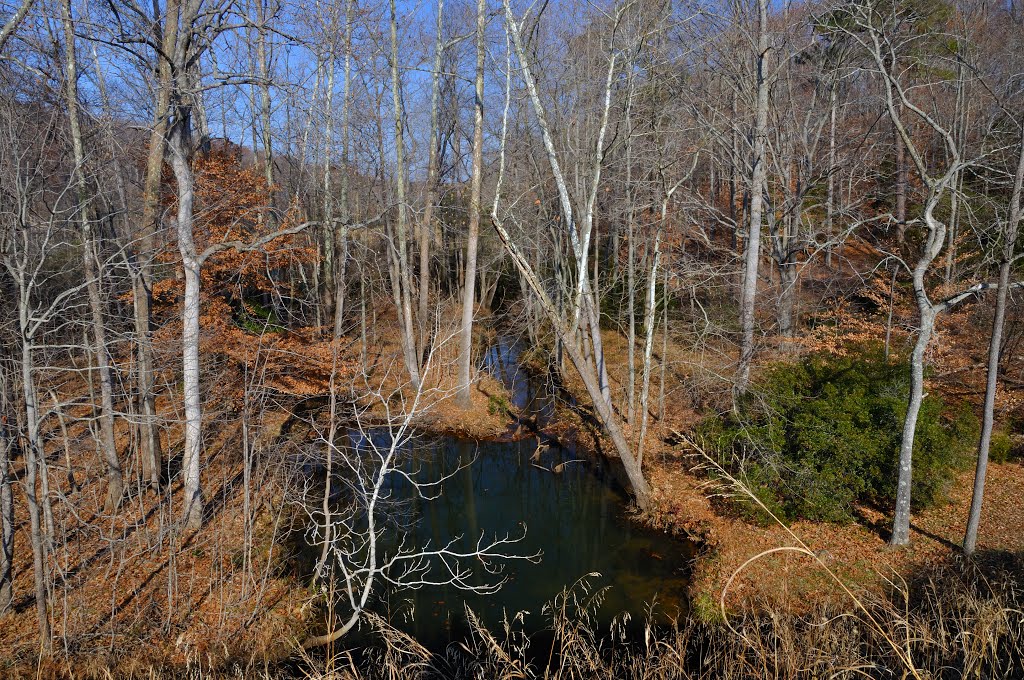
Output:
[0,0,1023,677]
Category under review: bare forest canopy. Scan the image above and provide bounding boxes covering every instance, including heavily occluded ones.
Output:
[0,0,1023,675]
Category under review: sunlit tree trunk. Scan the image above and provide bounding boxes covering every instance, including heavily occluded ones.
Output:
[457,0,485,408]
[964,129,1024,555]
[637,227,661,469]
[494,6,650,506]
[389,0,421,389]
[737,0,770,392]
[419,0,445,361]
[168,112,204,529]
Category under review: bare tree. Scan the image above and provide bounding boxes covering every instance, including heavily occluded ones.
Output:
[964,124,1024,555]
[838,2,971,545]
[456,0,486,408]
[736,0,771,392]
[387,0,422,390]
[303,340,535,647]
[59,0,123,511]
[492,1,652,507]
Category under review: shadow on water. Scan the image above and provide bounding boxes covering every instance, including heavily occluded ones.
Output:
[298,336,696,654]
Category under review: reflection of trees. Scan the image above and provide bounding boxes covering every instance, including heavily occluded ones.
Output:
[301,347,537,648]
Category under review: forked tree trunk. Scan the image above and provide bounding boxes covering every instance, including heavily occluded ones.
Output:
[492,218,651,508]
[890,183,948,545]
[870,28,959,546]
[490,17,649,505]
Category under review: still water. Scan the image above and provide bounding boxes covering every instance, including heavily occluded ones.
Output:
[308,337,694,651]
[368,433,694,649]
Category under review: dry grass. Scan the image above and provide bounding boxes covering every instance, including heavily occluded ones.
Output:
[10,547,1021,679]
[297,554,1024,680]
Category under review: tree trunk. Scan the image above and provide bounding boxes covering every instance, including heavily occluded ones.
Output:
[19,336,50,649]
[624,105,637,425]
[332,0,354,338]
[0,375,13,614]
[891,301,933,546]
[637,227,661,470]
[825,81,836,269]
[895,128,907,243]
[964,130,1024,555]
[737,0,770,392]
[321,59,335,322]
[457,0,484,408]
[658,264,669,421]
[490,15,649,505]
[891,193,947,546]
[168,119,204,530]
[884,264,897,358]
[389,0,421,390]
[626,209,637,425]
[133,0,180,490]
[419,0,445,362]
[61,0,123,511]
[492,217,651,509]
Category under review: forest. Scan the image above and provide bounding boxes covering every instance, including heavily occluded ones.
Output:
[0,0,1022,676]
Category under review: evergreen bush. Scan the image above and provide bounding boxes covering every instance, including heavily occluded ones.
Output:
[700,347,976,523]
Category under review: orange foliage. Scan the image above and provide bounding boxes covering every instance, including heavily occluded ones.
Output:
[153,148,353,397]
[801,272,912,355]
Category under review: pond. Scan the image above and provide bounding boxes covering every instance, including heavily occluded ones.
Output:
[303,336,695,652]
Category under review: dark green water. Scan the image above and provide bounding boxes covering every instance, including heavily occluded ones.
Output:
[369,433,694,650]
[308,337,695,651]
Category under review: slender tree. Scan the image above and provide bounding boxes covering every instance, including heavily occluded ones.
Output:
[457,0,486,408]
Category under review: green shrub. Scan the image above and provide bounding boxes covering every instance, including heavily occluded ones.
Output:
[700,347,976,523]
[487,392,512,417]
[989,430,1013,464]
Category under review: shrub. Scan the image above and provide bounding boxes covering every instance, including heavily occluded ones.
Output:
[487,392,512,417]
[700,347,976,523]
[989,430,1014,464]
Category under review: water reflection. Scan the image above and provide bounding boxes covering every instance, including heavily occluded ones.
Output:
[481,336,557,424]
[331,431,694,651]
[306,336,693,652]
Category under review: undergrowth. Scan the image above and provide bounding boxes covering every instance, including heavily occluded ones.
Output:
[698,347,978,523]
[15,552,1024,679]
